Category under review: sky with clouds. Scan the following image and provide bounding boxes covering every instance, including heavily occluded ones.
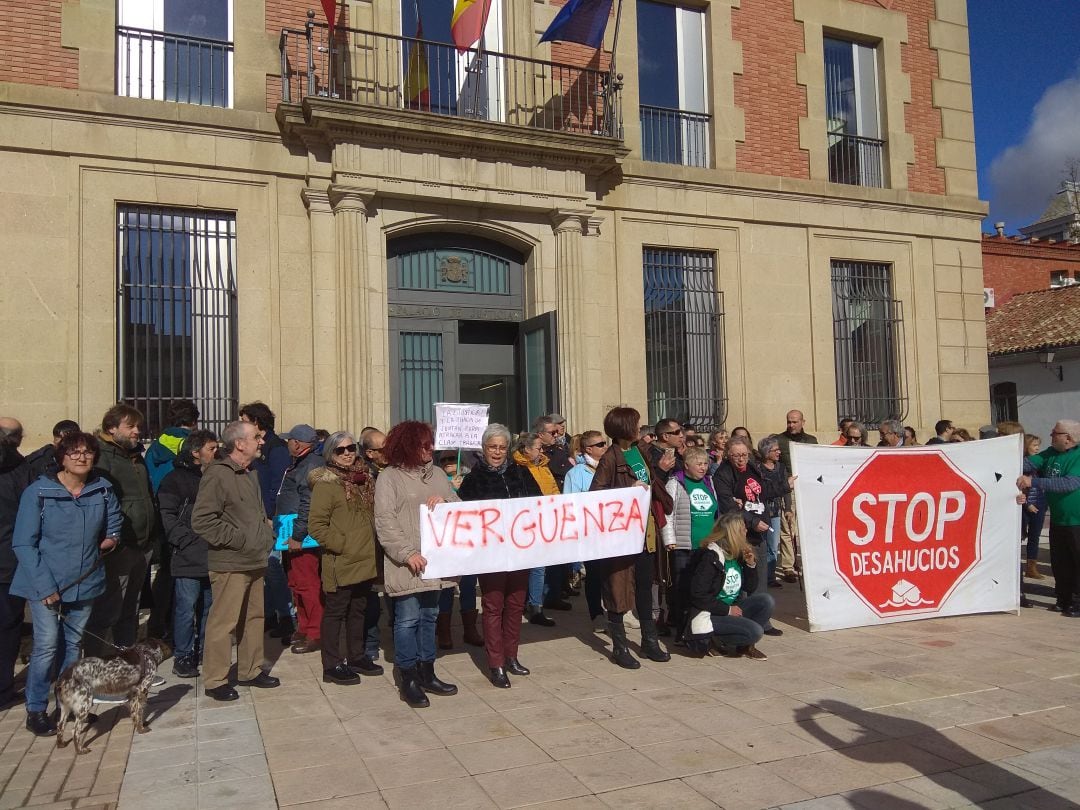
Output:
[968,1,1080,232]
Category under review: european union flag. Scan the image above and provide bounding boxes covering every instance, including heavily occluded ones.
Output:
[539,0,615,48]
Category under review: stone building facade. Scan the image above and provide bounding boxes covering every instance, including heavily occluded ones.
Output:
[0,0,989,443]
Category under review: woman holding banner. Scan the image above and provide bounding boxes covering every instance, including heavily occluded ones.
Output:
[373,421,459,708]
[590,407,674,669]
[458,424,543,688]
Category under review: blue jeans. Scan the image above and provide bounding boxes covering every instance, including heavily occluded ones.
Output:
[392,590,439,669]
[173,577,212,660]
[438,576,477,614]
[363,590,382,660]
[26,599,93,712]
[1023,505,1047,561]
[264,550,294,624]
[527,567,545,608]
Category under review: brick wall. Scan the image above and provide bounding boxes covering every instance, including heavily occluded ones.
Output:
[266,0,348,111]
[983,236,1080,310]
[0,0,78,90]
[884,0,945,195]
[731,0,947,194]
[731,0,810,179]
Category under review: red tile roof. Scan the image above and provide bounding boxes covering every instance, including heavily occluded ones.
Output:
[987,285,1080,356]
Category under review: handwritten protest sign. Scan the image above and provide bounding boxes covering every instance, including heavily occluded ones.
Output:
[420,487,651,579]
[433,402,489,450]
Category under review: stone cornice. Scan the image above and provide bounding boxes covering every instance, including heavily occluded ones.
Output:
[276,98,629,176]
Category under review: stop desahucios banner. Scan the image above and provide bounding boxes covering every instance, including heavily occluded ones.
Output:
[792,435,1022,631]
[420,487,651,579]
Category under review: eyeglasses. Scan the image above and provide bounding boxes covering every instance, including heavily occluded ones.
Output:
[333,444,358,455]
[661,429,683,436]
[545,430,559,436]
[367,446,384,453]
[1051,431,1071,437]
[586,441,608,448]
[65,449,93,459]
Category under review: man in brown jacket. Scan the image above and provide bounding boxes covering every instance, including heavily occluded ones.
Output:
[192,420,280,701]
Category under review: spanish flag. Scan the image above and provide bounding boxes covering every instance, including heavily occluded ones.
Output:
[451,0,493,54]
[404,22,431,109]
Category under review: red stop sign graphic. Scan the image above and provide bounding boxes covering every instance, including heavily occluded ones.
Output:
[832,451,985,617]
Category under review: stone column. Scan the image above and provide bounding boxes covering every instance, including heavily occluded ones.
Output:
[329,185,379,433]
[550,208,603,429]
[302,186,339,430]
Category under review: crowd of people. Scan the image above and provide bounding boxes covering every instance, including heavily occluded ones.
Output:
[0,401,1076,736]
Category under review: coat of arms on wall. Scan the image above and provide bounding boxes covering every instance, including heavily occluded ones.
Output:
[439,255,470,284]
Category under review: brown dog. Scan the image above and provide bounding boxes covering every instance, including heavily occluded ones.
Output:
[54,639,171,754]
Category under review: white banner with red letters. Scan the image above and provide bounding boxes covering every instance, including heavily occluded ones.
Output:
[420,487,651,579]
[792,435,1022,632]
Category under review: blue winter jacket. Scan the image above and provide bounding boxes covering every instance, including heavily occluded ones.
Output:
[10,475,122,602]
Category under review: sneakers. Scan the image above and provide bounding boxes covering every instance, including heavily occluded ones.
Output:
[623,612,641,630]
[25,710,56,737]
[172,656,199,678]
[150,675,166,688]
[592,616,608,634]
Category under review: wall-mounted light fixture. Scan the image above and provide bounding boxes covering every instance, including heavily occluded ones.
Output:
[1039,350,1064,382]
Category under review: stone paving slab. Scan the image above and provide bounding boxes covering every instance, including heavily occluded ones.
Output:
[2,556,1078,809]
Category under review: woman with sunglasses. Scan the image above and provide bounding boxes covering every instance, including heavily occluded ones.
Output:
[307,432,381,686]
[374,421,459,708]
[11,432,121,736]
[563,430,610,632]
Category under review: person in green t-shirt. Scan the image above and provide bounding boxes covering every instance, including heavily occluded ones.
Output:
[661,447,717,642]
[686,513,774,659]
[1018,420,1080,615]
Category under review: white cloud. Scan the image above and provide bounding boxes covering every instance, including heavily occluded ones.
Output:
[988,67,1080,227]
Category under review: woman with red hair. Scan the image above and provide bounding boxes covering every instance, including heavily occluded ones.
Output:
[373,421,460,708]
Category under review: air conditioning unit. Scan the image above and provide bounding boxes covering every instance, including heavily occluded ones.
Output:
[983,288,995,308]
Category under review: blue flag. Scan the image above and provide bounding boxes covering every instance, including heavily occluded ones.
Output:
[540,0,615,48]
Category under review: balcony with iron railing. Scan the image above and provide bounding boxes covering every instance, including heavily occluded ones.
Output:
[116,25,233,107]
[827,131,885,188]
[639,104,710,168]
[276,13,625,167]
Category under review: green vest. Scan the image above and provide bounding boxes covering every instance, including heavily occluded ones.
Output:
[684,477,717,549]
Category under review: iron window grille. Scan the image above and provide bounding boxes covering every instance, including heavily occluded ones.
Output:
[990,381,1018,424]
[831,260,907,427]
[117,206,238,438]
[643,248,726,430]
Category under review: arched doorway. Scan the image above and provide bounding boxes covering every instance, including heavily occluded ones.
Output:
[386,233,557,429]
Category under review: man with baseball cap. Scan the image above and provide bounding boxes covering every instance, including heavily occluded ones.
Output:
[275,424,325,653]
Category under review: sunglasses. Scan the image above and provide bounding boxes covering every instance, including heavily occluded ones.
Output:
[661,429,683,436]
[586,441,608,448]
[333,444,358,455]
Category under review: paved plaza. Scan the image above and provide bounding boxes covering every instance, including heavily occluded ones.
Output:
[0,563,1078,810]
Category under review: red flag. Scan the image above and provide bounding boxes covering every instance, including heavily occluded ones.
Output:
[404,22,431,109]
[320,0,337,31]
[451,0,493,54]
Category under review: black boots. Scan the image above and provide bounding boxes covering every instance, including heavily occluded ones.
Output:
[608,616,641,669]
[489,667,511,688]
[398,667,429,708]
[417,661,458,696]
[504,658,530,676]
[640,620,671,663]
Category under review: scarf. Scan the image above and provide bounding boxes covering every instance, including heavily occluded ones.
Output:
[513,449,559,495]
[480,457,511,475]
[328,460,374,505]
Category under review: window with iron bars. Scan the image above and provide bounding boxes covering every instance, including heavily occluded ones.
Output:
[831,260,907,427]
[117,206,238,438]
[643,248,726,431]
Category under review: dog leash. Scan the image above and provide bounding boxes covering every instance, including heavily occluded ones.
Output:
[47,546,127,655]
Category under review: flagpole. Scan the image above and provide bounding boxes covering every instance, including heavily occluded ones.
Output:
[468,0,492,118]
[605,0,624,137]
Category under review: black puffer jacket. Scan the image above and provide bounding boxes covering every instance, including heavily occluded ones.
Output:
[158,456,208,579]
[0,445,32,584]
[688,545,759,616]
[712,460,789,546]
[458,462,542,502]
[23,444,58,481]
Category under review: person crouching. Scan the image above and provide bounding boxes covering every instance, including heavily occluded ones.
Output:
[686,513,774,660]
